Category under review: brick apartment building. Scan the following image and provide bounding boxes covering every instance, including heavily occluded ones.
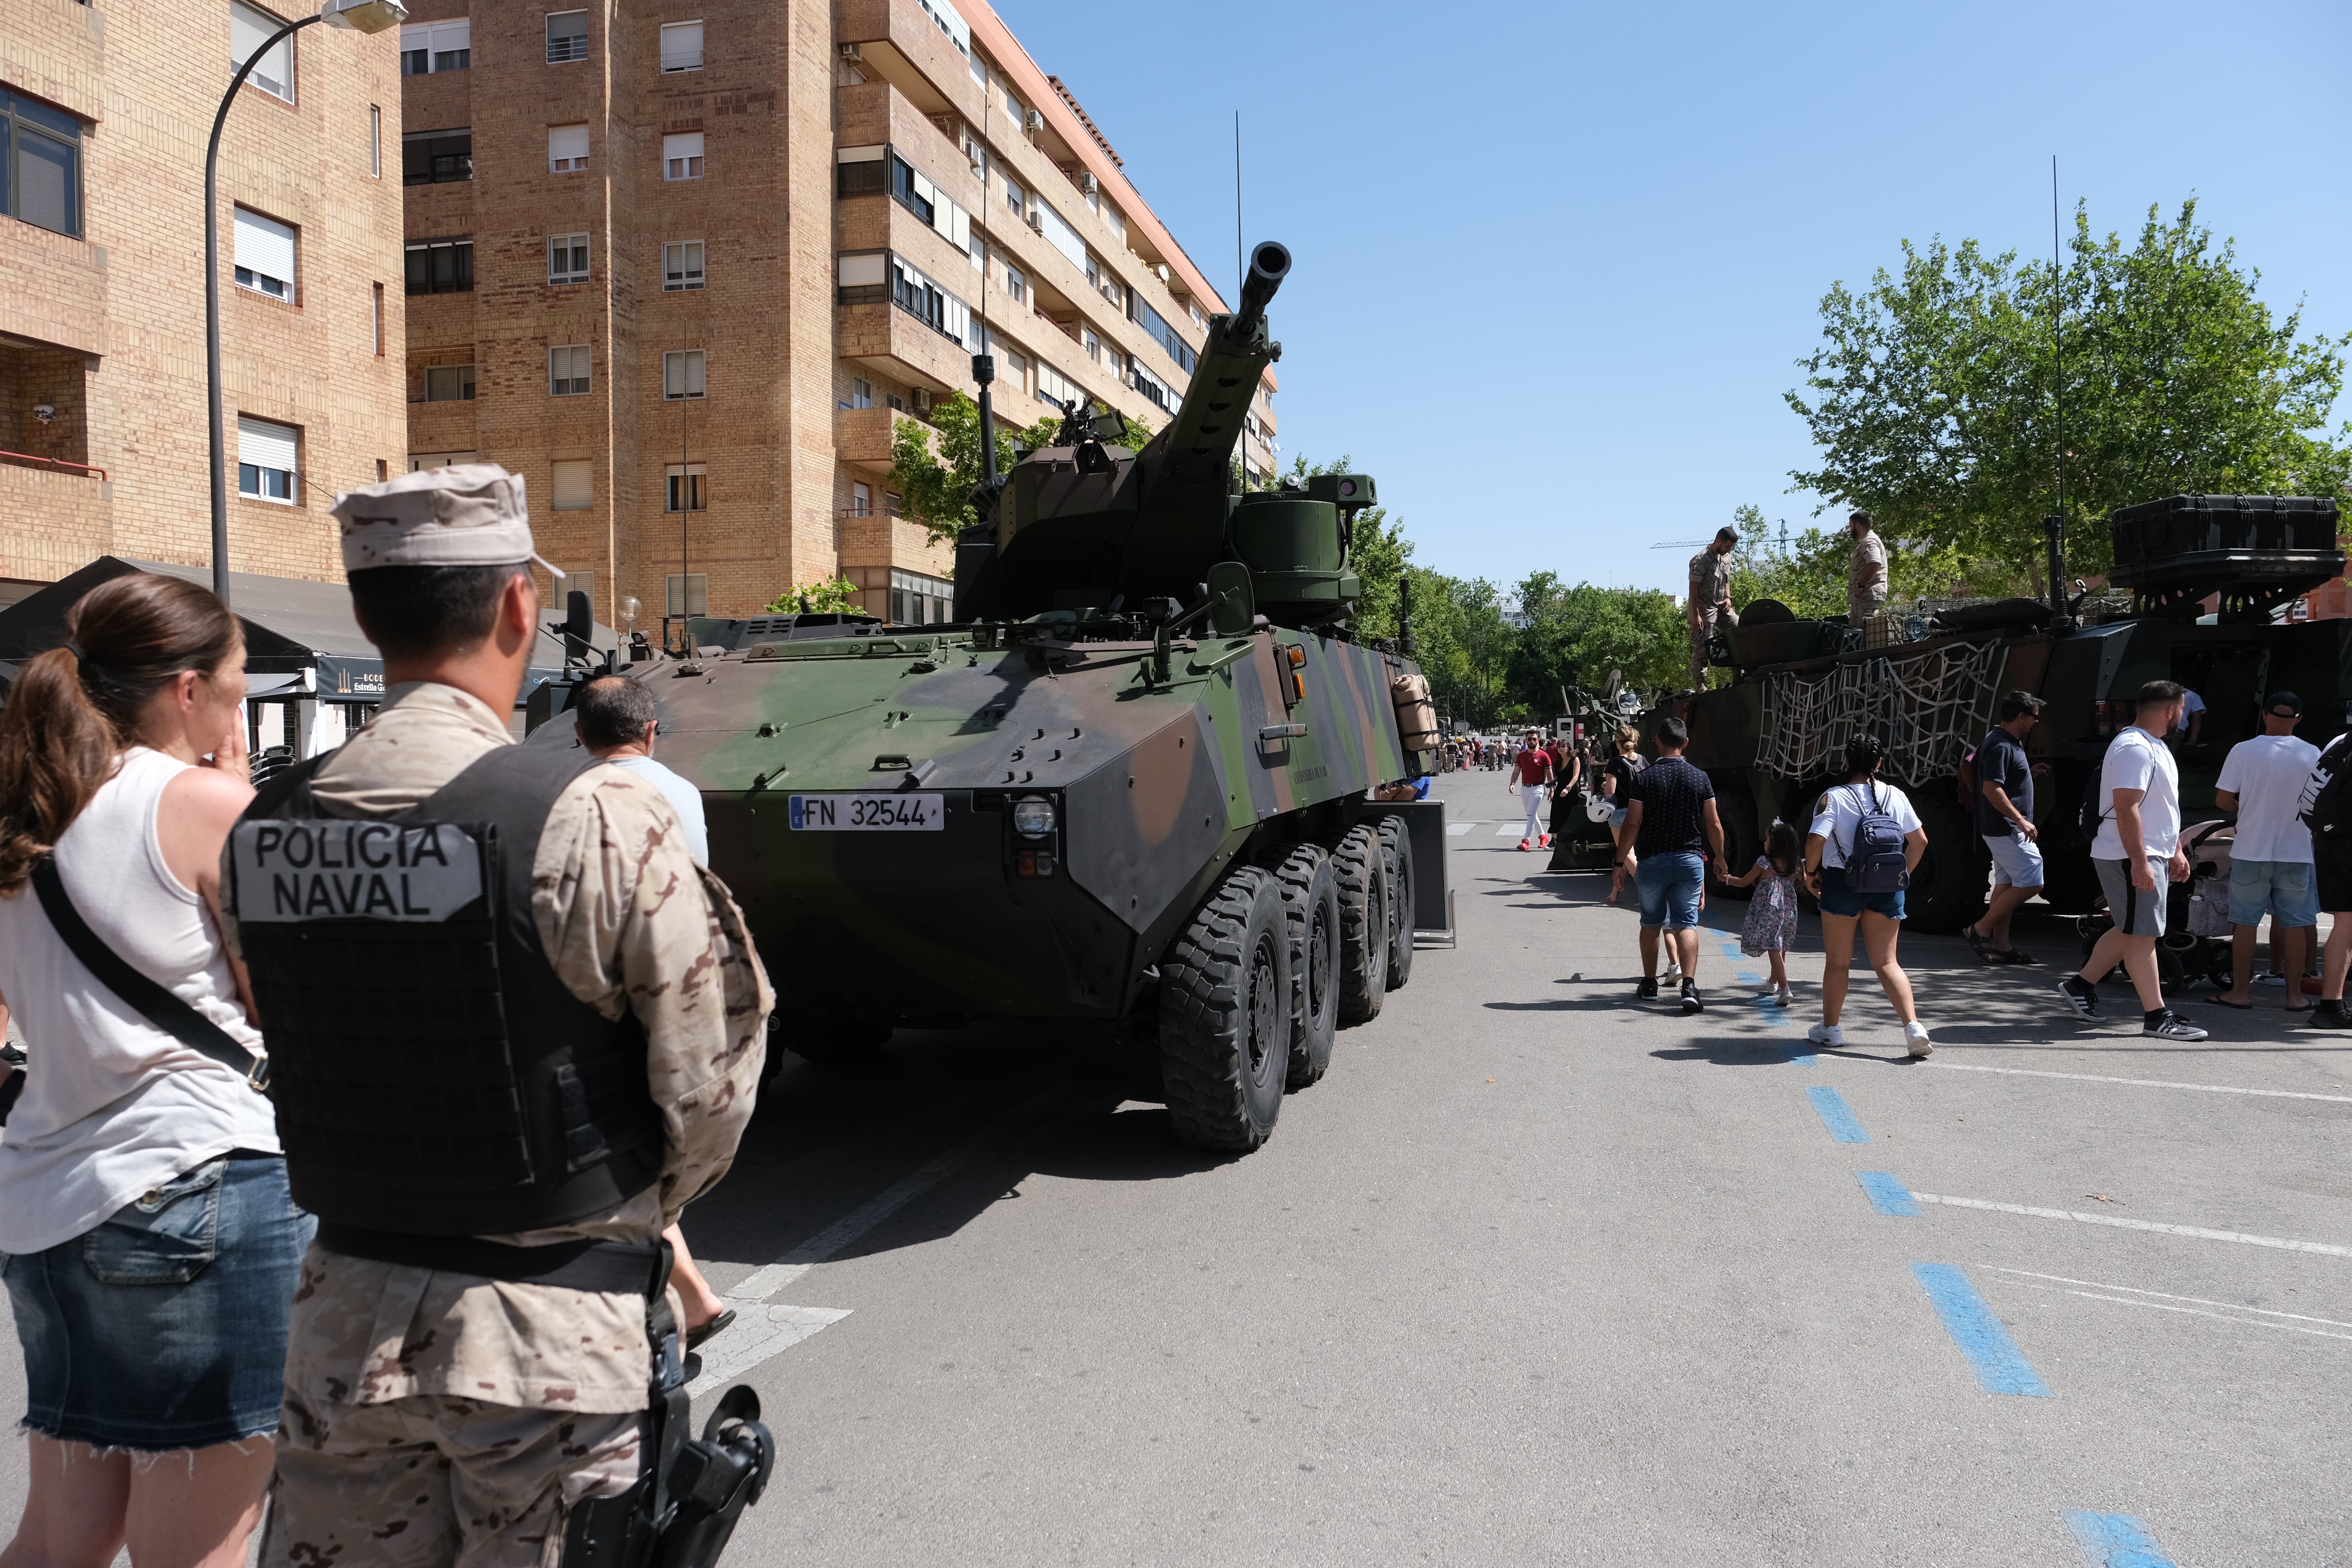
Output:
[0,0,407,594]
[394,0,1277,633]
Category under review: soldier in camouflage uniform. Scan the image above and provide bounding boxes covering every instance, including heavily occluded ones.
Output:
[236,466,772,1567]
[1687,526,1739,690]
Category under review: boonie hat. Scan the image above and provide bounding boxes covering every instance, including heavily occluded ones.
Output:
[331,463,562,577]
[2265,690,2303,718]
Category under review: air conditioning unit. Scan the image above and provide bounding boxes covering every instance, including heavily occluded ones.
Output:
[1079,172,1098,196]
[1023,109,1043,133]
[839,42,861,60]
[1025,208,1043,233]
[912,388,931,412]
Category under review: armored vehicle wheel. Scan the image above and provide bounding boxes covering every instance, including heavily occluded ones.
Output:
[1269,844,1341,1089]
[1332,824,1390,1024]
[1904,780,1986,935]
[1378,815,1415,990]
[1159,866,1293,1151]
[1713,776,1759,902]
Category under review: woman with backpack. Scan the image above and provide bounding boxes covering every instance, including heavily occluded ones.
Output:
[1801,734,1934,1057]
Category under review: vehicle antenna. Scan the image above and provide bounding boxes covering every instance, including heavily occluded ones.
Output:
[1234,111,1243,314]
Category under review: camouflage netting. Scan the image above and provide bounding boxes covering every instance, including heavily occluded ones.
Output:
[1757,638,2001,788]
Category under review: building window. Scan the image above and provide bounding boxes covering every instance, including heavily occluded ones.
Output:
[1005,266,1025,305]
[662,240,704,291]
[546,10,589,63]
[849,481,871,516]
[551,459,593,511]
[236,415,298,503]
[664,573,708,617]
[548,124,588,173]
[400,19,469,74]
[230,1,296,103]
[372,282,384,354]
[1002,349,1026,395]
[549,345,591,397]
[1081,326,1100,363]
[662,132,703,181]
[403,129,472,184]
[847,377,872,410]
[884,392,902,410]
[2,91,85,238]
[410,449,478,470]
[665,464,706,512]
[548,233,590,285]
[368,104,380,176]
[662,349,704,400]
[659,20,703,72]
[404,237,473,294]
[890,568,952,626]
[1004,178,1023,219]
[836,150,884,198]
[423,364,475,401]
[232,207,296,300]
[885,489,902,516]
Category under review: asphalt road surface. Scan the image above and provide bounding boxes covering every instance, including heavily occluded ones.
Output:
[4,769,2347,1565]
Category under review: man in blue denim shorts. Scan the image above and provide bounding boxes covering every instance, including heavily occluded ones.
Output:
[2210,692,2321,1011]
[1965,691,2048,964]
[1616,715,1726,1014]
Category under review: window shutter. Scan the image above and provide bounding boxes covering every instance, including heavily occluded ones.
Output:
[836,252,886,288]
[234,209,297,283]
[663,132,704,171]
[237,415,298,472]
[549,124,589,168]
[551,460,593,511]
[660,21,703,70]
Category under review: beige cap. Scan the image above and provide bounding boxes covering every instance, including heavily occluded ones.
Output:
[332,463,561,576]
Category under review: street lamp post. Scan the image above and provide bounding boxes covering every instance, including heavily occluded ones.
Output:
[204,0,406,605]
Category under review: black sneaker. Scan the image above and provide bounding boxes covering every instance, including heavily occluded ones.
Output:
[2309,1001,2352,1030]
[2056,976,2104,1021]
[1680,978,1703,1014]
[1636,977,1660,1000]
[2143,1011,2208,1041]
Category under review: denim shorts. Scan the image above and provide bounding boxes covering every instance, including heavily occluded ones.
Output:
[3,1152,312,1451]
[1636,850,1705,931]
[1816,863,1905,920]
[2229,858,2320,928]
[1984,832,2046,889]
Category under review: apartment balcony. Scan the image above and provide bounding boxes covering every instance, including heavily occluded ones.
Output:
[835,404,940,475]
[837,0,984,125]
[406,396,479,453]
[836,295,974,396]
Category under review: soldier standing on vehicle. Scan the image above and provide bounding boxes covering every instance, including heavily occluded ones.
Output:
[1846,510,1888,626]
[248,466,773,1563]
[1687,527,1738,689]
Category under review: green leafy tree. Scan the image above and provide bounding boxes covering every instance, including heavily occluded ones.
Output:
[763,575,864,615]
[1788,199,2348,580]
[887,394,1063,546]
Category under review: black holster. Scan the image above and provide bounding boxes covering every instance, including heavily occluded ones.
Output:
[563,1266,776,1568]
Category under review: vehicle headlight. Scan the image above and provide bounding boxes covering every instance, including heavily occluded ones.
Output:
[1012,797,1056,839]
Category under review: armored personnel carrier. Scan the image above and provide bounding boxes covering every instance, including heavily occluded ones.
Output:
[528,242,1442,1151]
[1681,496,2344,933]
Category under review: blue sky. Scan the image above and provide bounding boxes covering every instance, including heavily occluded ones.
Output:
[990,0,2351,599]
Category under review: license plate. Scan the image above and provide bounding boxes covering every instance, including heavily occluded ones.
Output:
[787,793,945,831]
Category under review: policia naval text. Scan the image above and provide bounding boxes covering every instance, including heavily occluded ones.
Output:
[230,819,484,923]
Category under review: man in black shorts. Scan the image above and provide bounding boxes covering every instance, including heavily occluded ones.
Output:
[2304,730,2352,1028]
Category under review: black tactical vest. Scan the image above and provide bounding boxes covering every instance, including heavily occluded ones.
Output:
[228,746,662,1234]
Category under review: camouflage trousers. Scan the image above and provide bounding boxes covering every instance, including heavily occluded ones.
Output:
[1689,604,1737,689]
[262,1392,643,1568]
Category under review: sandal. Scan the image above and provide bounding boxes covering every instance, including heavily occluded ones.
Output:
[685,1307,737,1350]
[1963,925,1992,958]
[1984,947,2038,966]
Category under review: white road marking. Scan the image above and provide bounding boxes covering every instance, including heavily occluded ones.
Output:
[1494,824,1523,838]
[1986,1267,2352,1331]
[685,1305,854,1396]
[1909,1191,2352,1256]
[1920,1061,2352,1104]
[1447,823,1475,836]
[2001,1281,2352,1343]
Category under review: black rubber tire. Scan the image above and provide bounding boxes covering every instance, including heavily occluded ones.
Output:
[1378,814,1415,989]
[778,1014,890,1069]
[1713,775,1759,902]
[1904,779,1987,935]
[1332,823,1390,1024]
[1269,844,1341,1089]
[1159,865,1292,1151]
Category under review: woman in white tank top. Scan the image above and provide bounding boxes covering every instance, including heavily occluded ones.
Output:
[0,573,308,1568]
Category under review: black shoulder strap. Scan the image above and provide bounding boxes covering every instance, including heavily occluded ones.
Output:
[31,858,268,1090]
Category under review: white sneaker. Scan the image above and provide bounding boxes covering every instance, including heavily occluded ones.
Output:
[1903,1021,1933,1058]
[1807,1023,1844,1047]
[1663,960,1682,980]
[1775,987,1795,1008]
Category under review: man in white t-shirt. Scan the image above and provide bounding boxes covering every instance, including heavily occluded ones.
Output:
[576,674,709,863]
[2211,692,2321,1011]
[2166,688,2206,750]
[2055,679,2207,1040]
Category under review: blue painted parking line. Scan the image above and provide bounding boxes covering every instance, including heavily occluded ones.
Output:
[1805,1086,1870,1142]
[1910,1263,2052,1397]
[2061,1510,2177,1566]
[1854,1171,1922,1216]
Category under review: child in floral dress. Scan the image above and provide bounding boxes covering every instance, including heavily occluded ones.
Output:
[1726,821,1801,1004]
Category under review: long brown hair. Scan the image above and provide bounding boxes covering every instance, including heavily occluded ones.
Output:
[0,573,241,895]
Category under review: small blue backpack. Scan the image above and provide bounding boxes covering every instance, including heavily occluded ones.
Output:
[1839,782,1910,893]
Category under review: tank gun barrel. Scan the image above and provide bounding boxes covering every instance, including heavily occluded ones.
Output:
[1233,241,1289,342]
